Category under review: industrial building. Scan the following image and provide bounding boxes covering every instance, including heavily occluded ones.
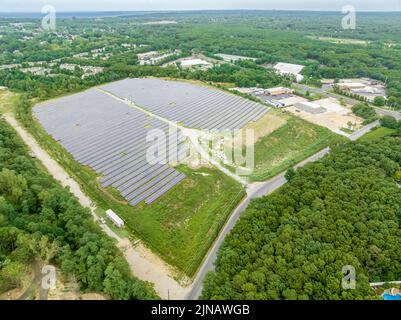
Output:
[179,58,212,69]
[265,87,294,96]
[216,53,257,63]
[294,101,326,114]
[336,79,387,102]
[337,82,367,91]
[274,62,305,82]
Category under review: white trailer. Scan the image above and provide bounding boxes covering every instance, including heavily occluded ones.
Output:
[106,209,125,228]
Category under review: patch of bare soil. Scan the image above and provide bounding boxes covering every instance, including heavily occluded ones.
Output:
[239,112,287,145]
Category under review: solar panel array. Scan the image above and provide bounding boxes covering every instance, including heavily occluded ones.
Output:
[100,78,269,130]
[34,89,187,206]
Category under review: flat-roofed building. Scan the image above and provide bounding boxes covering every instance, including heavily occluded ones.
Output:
[216,53,257,63]
[337,82,367,91]
[180,58,212,69]
[294,101,326,114]
[274,62,305,82]
[265,87,294,96]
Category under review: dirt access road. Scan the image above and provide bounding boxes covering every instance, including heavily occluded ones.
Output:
[4,113,190,300]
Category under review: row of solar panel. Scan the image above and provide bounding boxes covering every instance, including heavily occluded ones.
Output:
[100,78,269,130]
[130,89,264,129]
[33,89,188,206]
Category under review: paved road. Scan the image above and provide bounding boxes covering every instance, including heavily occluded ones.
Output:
[349,120,380,141]
[374,107,401,120]
[186,147,330,300]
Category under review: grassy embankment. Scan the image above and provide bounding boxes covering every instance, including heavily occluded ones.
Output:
[250,112,344,182]
[0,90,17,113]
[358,127,397,142]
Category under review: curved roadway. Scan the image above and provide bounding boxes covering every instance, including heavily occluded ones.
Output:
[187,147,330,300]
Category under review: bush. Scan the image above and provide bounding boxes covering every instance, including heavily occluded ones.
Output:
[373,96,386,107]
[380,115,399,129]
[352,103,377,120]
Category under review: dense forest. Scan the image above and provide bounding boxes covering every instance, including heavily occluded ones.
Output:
[202,137,401,299]
[1,11,401,106]
[0,118,157,299]
[0,63,285,100]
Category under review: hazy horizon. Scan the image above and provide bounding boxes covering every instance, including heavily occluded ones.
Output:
[1,0,401,13]
[2,9,401,13]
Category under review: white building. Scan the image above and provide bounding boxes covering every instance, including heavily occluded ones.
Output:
[180,58,212,68]
[137,51,159,61]
[216,53,257,63]
[294,101,327,114]
[138,50,179,66]
[274,62,305,82]
[337,82,367,91]
[265,87,294,96]
[106,209,125,228]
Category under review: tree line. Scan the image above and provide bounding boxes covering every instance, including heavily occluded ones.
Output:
[202,137,401,300]
[0,117,158,299]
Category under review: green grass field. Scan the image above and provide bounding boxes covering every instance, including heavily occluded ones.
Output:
[16,99,245,278]
[358,127,397,142]
[0,90,17,113]
[121,165,245,277]
[250,114,341,181]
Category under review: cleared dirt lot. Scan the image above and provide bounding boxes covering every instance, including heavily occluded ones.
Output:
[287,98,363,135]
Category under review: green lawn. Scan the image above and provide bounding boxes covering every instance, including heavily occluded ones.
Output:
[358,127,397,142]
[16,101,245,278]
[120,165,245,277]
[250,114,341,181]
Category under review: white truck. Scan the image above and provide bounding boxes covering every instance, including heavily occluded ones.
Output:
[106,209,125,228]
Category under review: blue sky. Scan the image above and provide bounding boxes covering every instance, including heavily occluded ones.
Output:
[1,0,400,12]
